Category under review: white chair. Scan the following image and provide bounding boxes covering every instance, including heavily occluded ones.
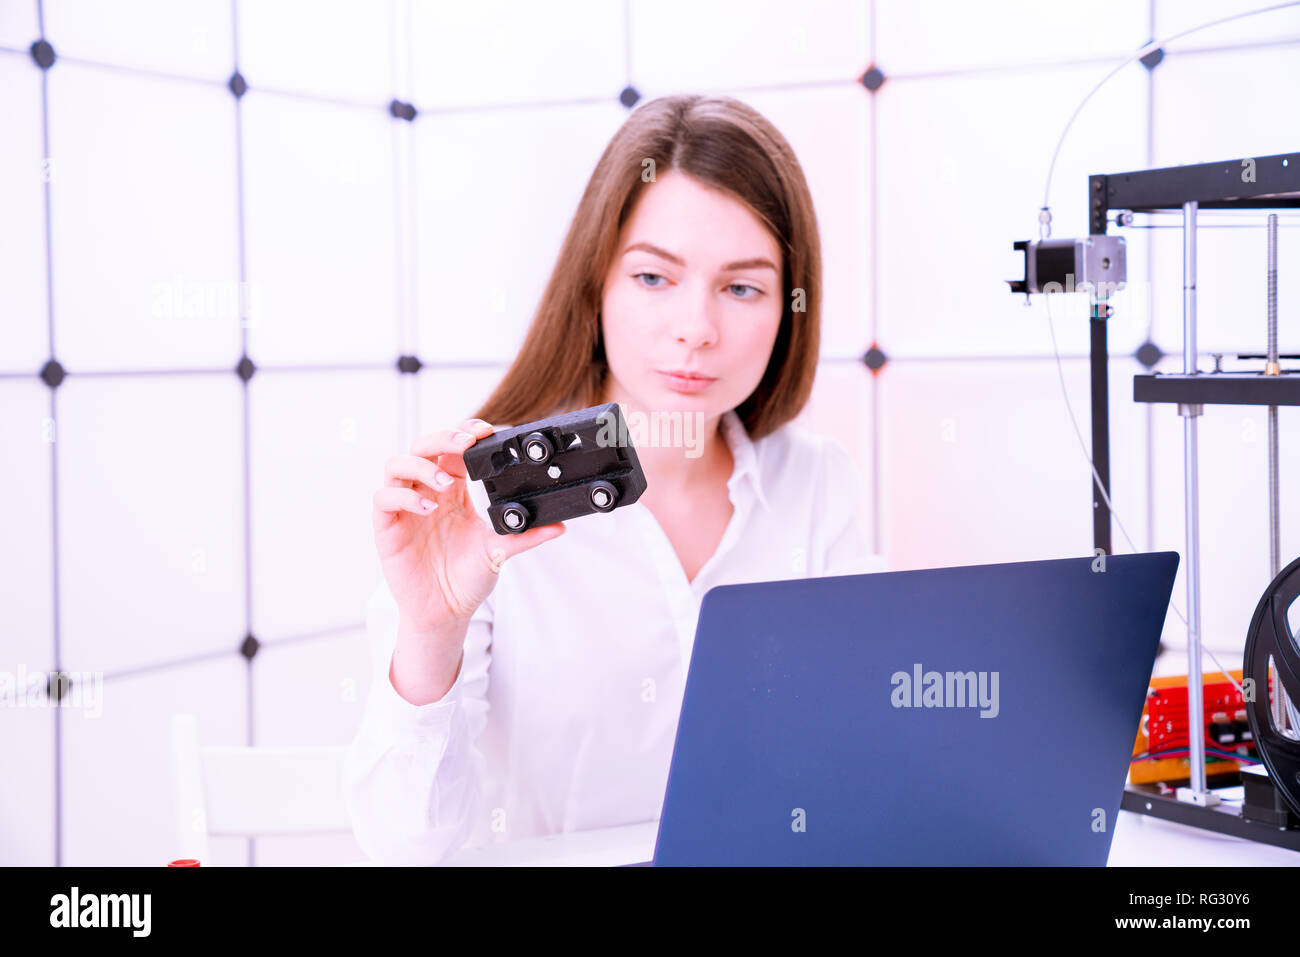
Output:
[171,712,655,866]
[170,713,366,865]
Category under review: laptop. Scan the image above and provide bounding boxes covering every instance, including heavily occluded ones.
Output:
[637,551,1179,866]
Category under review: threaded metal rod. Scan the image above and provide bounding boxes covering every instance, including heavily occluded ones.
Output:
[1265,213,1291,735]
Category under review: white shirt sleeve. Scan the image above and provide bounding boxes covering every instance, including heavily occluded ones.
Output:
[342,578,493,865]
[815,436,887,578]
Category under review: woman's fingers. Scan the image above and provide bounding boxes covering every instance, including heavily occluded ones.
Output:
[373,486,438,524]
[409,419,494,479]
[409,419,494,460]
[385,453,457,495]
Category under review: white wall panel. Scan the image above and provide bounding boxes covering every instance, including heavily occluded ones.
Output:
[57,375,245,674]
[877,63,1148,358]
[879,357,1151,573]
[0,56,48,374]
[417,365,505,432]
[0,707,55,865]
[249,369,400,642]
[0,1,38,49]
[253,628,370,747]
[877,0,1146,75]
[237,0,395,103]
[0,381,55,679]
[1153,45,1300,170]
[47,65,240,371]
[411,0,624,109]
[1147,46,1300,359]
[412,103,625,361]
[631,0,868,92]
[1154,0,1300,51]
[0,381,55,867]
[791,360,875,553]
[44,0,232,80]
[241,93,399,366]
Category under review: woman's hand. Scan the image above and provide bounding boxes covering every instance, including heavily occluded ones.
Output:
[372,418,566,632]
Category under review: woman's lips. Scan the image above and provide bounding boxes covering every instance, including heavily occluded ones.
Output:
[656,371,716,394]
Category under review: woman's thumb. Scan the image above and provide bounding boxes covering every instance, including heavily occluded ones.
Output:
[493,521,566,564]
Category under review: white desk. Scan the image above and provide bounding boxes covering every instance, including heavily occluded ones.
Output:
[1109,809,1299,866]
[441,821,658,867]
[434,814,1299,866]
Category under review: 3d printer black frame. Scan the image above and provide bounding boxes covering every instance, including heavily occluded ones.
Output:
[1084,151,1300,852]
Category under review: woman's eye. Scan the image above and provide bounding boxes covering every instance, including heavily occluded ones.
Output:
[633,273,760,298]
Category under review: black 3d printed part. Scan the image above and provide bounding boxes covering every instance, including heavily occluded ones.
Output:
[1242,554,1300,818]
[462,403,648,535]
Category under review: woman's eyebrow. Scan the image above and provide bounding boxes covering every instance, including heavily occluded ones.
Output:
[622,241,777,273]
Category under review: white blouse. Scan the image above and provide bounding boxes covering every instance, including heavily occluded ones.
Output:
[343,409,887,865]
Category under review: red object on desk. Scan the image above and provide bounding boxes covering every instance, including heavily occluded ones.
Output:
[168,859,200,867]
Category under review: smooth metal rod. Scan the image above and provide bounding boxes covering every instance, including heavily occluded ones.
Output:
[1182,200,1208,795]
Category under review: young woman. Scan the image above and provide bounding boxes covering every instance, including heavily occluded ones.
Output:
[345,93,882,865]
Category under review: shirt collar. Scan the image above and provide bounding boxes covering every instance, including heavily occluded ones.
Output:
[719,408,769,513]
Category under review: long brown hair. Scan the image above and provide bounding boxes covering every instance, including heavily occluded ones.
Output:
[473,94,822,442]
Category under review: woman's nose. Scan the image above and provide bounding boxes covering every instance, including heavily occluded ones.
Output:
[670,288,719,348]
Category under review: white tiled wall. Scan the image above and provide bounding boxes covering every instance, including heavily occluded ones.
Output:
[0,57,46,375]
[247,369,400,642]
[55,374,247,676]
[240,94,401,366]
[43,0,234,80]
[1,0,1296,866]
[46,63,241,371]
[411,102,627,361]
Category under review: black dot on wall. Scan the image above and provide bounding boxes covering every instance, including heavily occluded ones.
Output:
[860,65,886,92]
[30,39,56,70]
[40,359,66,389]
[240,634,260,660]
[397,355,422,374]
[1135,340,1164,369]
[619,86,640,109]
[862,345,888,373]
[47,671,71,703]
[1139,46,1164,71]
[228,71,248,98]
[236,356,257,382]
[388,99,417,121]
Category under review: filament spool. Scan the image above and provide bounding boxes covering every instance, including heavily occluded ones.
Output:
[1242,554,1300,816]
